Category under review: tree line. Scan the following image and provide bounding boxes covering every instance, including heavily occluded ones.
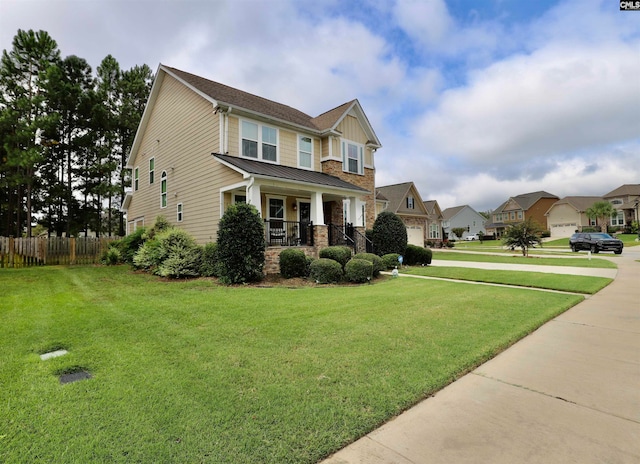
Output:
[0,29,152,238]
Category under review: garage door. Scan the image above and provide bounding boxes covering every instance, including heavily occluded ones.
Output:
[550,223,577,238]
[407,226,424,247]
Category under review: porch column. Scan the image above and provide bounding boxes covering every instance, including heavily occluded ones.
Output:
[311,191,324,225]
[247,181,262,217]
[348,196,358,225]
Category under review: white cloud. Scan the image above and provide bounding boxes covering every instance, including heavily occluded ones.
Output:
[413,41,640,166]
[393,0,453,47]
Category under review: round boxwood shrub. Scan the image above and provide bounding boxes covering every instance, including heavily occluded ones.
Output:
[382,253,401,270]
[200,242,220,277]
[309,258,343,284]
[216,203,266,284]
[319,246,352,269]
[404,244,432,265]
[279,248,309,278]
[353,252,383,277]
[372,211,407,256]
[345,258,373,283]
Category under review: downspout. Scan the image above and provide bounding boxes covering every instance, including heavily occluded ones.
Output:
[224,106,232,154]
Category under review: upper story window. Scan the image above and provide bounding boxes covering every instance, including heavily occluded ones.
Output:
[160,171,167,208]
[610,199,622,205]
[149,158,155,184]
[298,135,313,169]
[242,120,278,162]
[407,196,414,209]
[177,203,183,222]
[134,167,139,191]
[517,211,523,220]
[342,139,364,175]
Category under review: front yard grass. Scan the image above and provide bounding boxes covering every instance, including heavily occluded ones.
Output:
[1,266,585,463]
[433,250,617,268]
[402,267,612,294]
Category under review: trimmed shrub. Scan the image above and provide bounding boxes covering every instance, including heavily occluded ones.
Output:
[309,258,343,284]
[133,238,163,270]
[345,258,373,283]
[381,253,401,270]
[319,246,352,269]
[353,252,383,277]
[216,203,266,284]
[372,211,407,256]
[200,242,220,277]
[404,244,432,265]
[157,246,202,278]
[279,248,309,278]
[102,246,121,265]
[115,226,146,264]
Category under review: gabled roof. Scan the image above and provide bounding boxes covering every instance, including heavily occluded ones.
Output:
[546,196,602,215]
[126,64,381,168]
[442,205,467,221]
[212,153,368,193]
[423,200,443,219]
[376,182,429,216]
[494,191,558,213]
[603,184,640,198]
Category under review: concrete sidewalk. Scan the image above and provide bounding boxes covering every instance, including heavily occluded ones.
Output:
[322,249,640,464]
[430,259,618,278]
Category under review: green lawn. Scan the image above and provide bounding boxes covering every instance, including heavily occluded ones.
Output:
[402,267,612,294]
[432,250,617,268]
[1,266,585,463]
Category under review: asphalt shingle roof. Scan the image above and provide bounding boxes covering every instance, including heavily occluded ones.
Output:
[212,153,368,193]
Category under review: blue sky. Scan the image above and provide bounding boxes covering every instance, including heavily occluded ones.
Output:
[1,0,638,212]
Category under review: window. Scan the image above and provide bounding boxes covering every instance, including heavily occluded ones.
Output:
[242,120,278,162]
[149,158,155,184]
[160,171,167,208]
[429,223,440,239]
[134,167,139,191]
[269,198,284,220]
[342,140,364,175]
[177,203,183,222]
[234,194,246,204]
[517,211,523,220]
[407,196,414,209]
[611,211,624,226]
[298,135,313,169]
[510,212,515,220]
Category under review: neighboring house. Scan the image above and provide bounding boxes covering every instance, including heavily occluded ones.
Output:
[544,196,601,237]
[442,205,486,240]
[423,200,444,244]
[376,182,429,246]
[123,65,382,270]
[485,191,559,237]
[603,184,640,231]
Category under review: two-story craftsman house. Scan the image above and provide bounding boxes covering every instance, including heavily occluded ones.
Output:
[123,65,381,268]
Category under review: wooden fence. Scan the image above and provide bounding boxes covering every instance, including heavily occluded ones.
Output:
[0,236,119,268]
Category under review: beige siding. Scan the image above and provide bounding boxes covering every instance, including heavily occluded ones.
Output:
[127,73,222,244]
[338,115,367,144]
[279,129,297,167]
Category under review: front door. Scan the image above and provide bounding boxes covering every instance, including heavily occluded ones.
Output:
[299,201,311,245]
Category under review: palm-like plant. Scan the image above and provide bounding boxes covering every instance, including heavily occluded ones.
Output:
[585,201,616,233]
[502,218,544,257]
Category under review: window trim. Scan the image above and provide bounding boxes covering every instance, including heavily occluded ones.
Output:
[266,195,286,221]
[134,167,139,191]
[240,119,279,163]
[298,135,313,170]
[341,139,364,175]
[407,196,414,209]
[160,171,167,208]
[176,203,183,222]
[149,157,155,184]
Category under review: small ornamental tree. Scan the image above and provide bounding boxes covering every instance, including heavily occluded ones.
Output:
[451,227,467,240]
[585,201,616,233]
[372,211,407,256]
[502,218,544,257]
[216,203,266,284]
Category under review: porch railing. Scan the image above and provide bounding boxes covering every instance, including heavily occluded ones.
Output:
[264,220,314,247]
[327,223,373,254]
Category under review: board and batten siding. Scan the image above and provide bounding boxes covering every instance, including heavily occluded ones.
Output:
[127,73,221,244]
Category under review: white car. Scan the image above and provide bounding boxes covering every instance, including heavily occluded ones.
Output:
[464,234,479,241]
